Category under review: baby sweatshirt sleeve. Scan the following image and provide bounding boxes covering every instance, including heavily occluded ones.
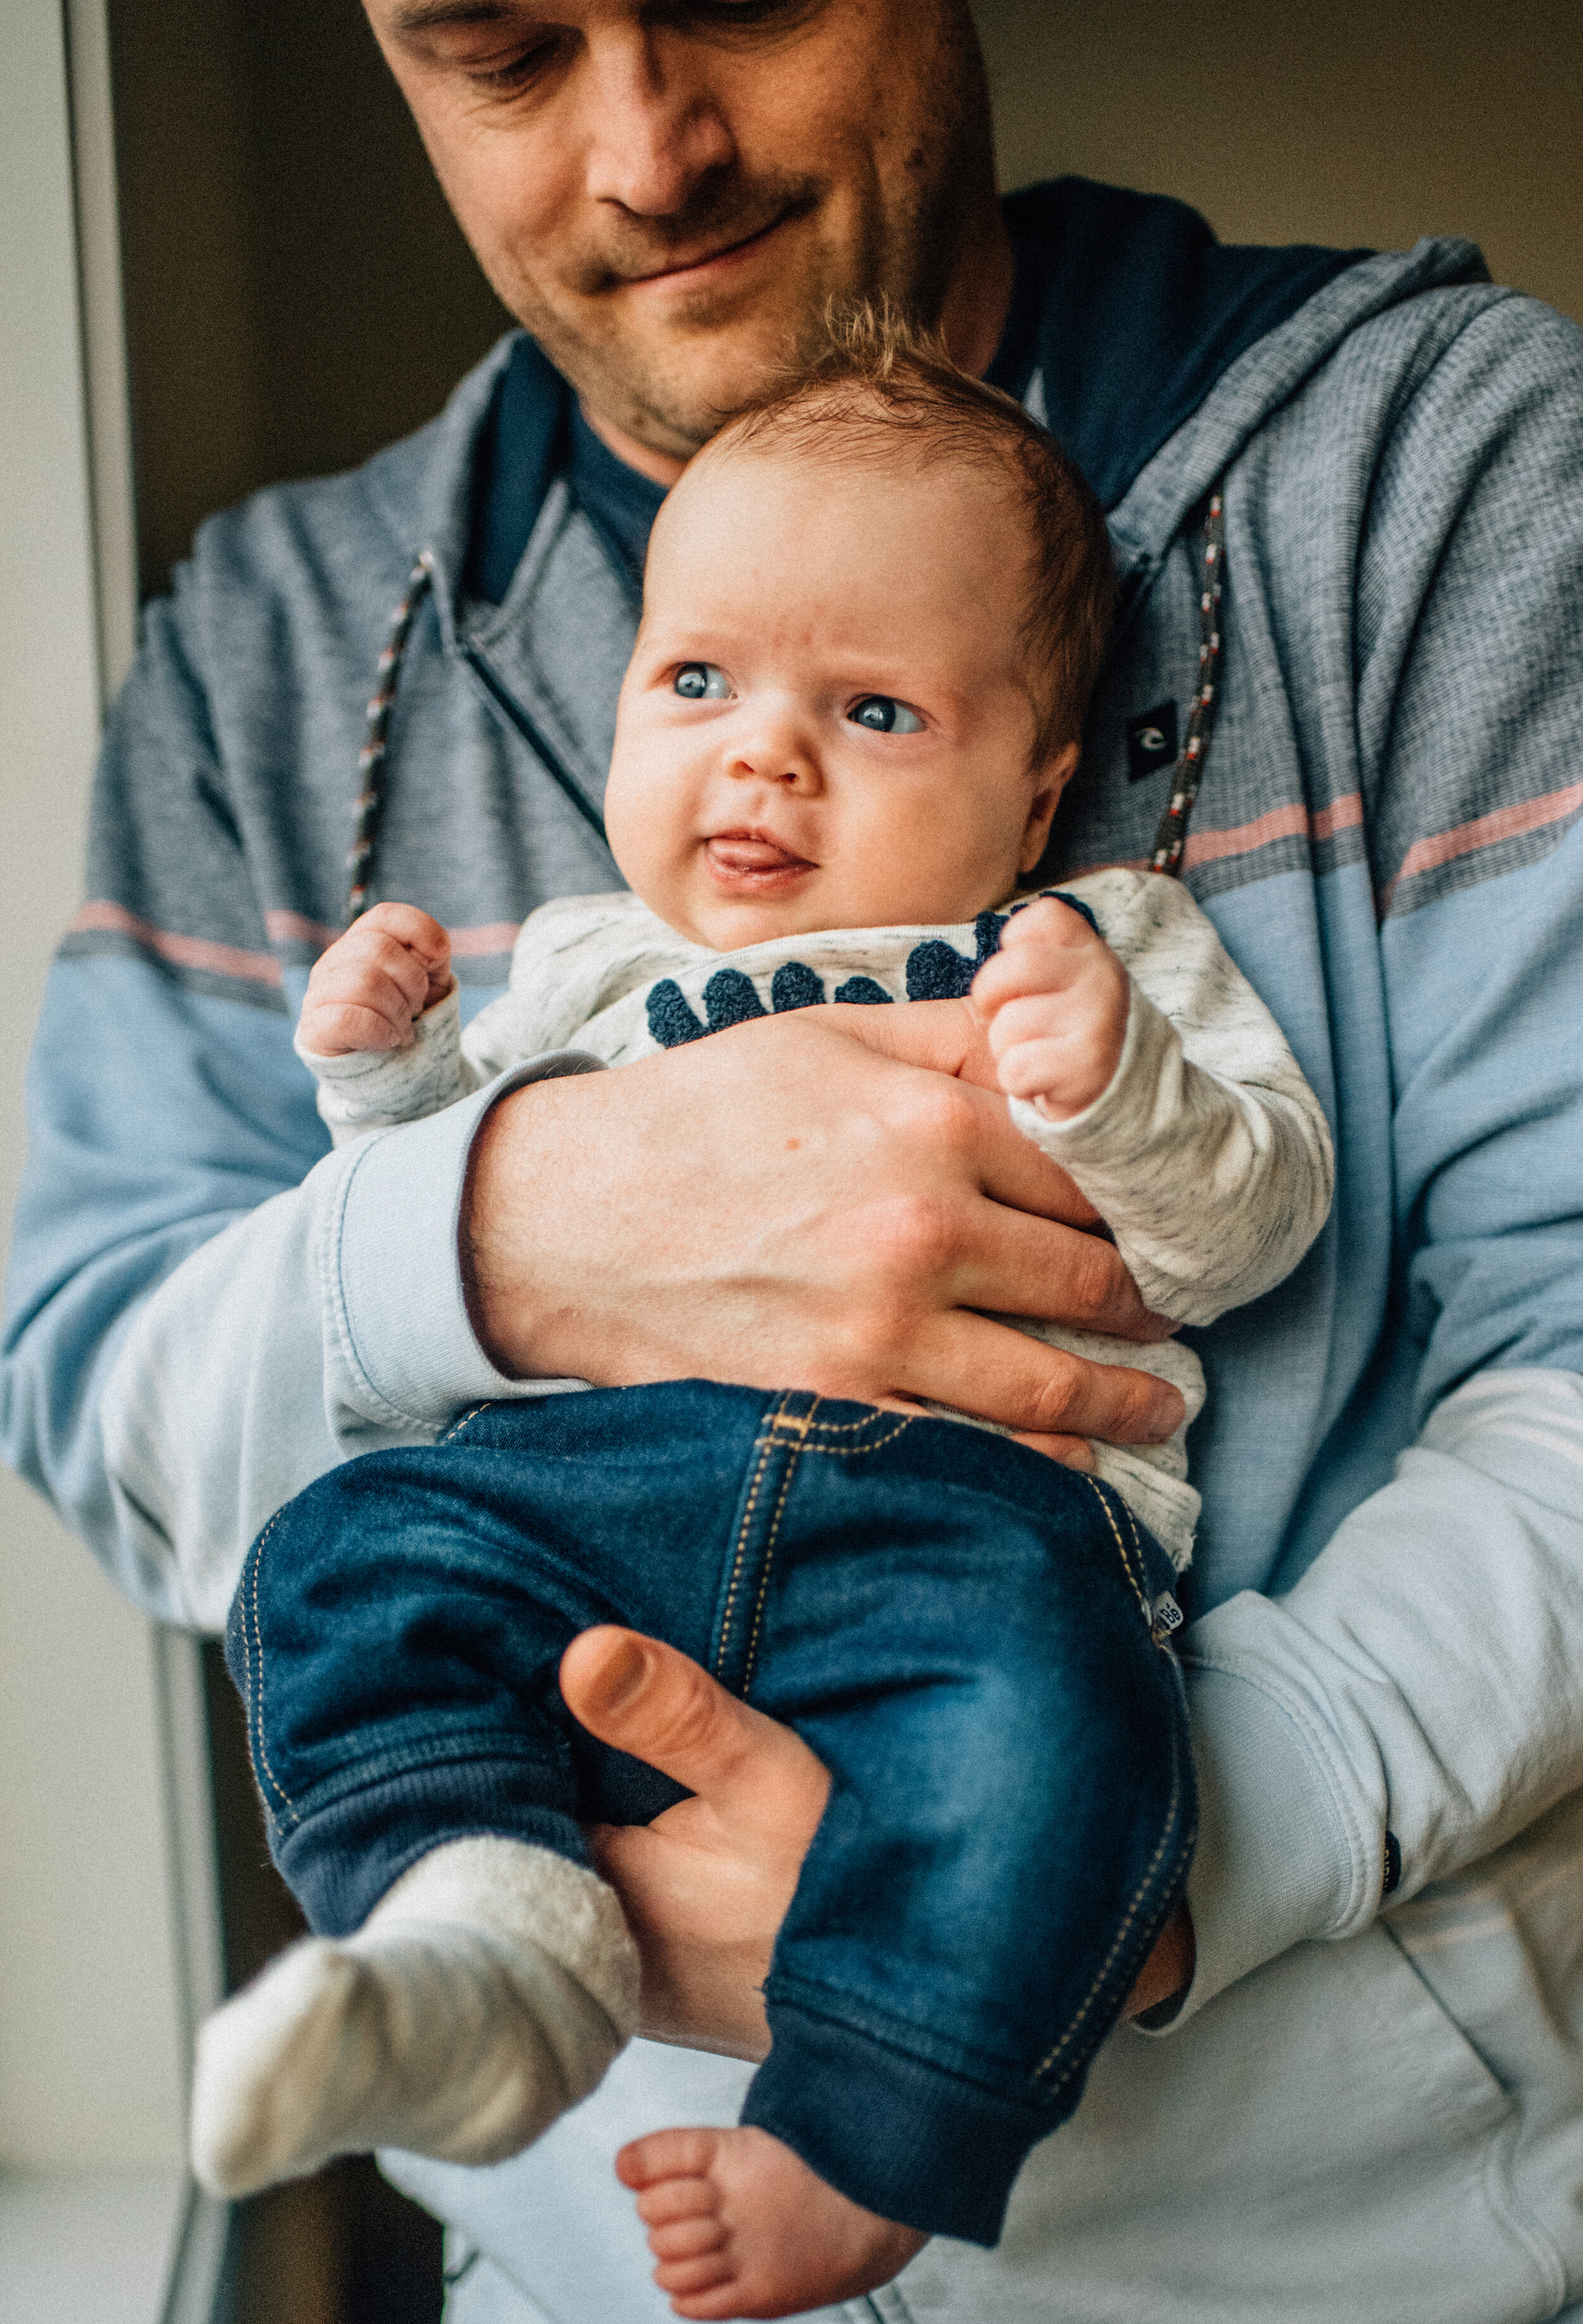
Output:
[1011,874,1335,1326]
[295,981,480,1148]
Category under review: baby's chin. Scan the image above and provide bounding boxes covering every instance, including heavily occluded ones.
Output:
[657,882,1010,953]
[662,876,856,952]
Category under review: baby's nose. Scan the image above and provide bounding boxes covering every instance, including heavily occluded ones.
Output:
[726,732,821,790]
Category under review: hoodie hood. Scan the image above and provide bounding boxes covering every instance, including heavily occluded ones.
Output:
[992,178,1374,509]
[434,178,1490,609]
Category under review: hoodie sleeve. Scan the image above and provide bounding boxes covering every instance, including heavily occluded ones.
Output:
[0,569,598,1631]
[1160,294,1583,2021]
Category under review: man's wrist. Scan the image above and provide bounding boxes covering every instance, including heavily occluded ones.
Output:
[458,1050,607,1378]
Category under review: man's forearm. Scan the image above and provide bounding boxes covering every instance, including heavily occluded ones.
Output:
[99,1079,545,1628]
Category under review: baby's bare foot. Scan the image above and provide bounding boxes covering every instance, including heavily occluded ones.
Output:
[617,2123,926,2320]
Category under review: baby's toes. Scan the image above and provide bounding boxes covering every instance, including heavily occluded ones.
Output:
[618,2126,722,2192]
[649,2214,728,2264]
[634,2170,718,2228]
[652,2248,734,2298]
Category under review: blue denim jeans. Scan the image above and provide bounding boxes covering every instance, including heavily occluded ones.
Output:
[229,1383,1195,2246]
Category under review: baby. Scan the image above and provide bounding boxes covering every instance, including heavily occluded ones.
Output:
[191,323,1332,2320]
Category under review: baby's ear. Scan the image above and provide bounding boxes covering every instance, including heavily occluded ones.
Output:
[1019,739,1080,874]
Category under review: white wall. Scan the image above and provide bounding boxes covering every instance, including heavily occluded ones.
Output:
[972,0,1581,327]
[0,0,186,2174]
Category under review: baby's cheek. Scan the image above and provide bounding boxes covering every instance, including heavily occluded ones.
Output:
[605,737,697,907]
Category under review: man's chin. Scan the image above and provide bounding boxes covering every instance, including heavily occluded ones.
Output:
[574,332,812,460]
[537,265,851,458]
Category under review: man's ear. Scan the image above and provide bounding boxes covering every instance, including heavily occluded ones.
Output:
[1018,739,1080,874]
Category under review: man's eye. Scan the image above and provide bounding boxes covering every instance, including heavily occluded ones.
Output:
[673,663,731,700]
[848,696,924,734]
[456,34,565,95]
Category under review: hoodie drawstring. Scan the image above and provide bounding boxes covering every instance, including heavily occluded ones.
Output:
[347,552,434,924]
[1149,486,1225,877]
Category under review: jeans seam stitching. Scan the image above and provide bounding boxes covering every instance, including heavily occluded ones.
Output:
[236,1540,257,1820]
[439,1401,495,1446]
[792,1409,895,1436]
[716,1400,785,1678]
[248,1511,298,1826]
[743,1400,815,1695]
[1032,1690,1188,2083]
[797,1418,915,1459]
[1082,1472,1151,1622]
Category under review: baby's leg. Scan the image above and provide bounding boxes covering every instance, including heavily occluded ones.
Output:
[191,1388,786,2198]
[192,1833,636,2198]
[619,2127,925,2322]
[631,1400,1195,2308]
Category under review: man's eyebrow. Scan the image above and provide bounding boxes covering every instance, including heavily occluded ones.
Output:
[387,0,525,36]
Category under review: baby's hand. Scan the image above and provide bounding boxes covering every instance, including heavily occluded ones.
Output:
[298,902,453,1056]
[971,896,1130,1121]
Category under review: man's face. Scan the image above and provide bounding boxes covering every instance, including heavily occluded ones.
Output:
[361,0,999,462]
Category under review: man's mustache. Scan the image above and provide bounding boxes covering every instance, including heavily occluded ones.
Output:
[567,170,826,295]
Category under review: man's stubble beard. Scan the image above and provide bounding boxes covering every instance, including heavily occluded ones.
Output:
[509,165,856,458]
[501,4,996,460]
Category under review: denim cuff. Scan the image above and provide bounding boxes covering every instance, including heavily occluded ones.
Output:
[270,1749,590,1938]
[743,2001,1064,2247]
[329,1050,604,1430]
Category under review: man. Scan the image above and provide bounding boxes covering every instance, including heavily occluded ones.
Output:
[4,3,1582,2318]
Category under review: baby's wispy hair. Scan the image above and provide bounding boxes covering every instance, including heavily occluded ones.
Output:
[698,301,1116,765]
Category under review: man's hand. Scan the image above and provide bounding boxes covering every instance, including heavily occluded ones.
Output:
[561,1628,1193,2056]
[463,1003,1183,1459]
[563,1628,828,2059]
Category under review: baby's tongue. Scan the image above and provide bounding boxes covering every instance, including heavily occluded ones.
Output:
[707,836,812,872]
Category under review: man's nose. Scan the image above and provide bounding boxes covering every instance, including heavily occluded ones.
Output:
[581,27,735,217]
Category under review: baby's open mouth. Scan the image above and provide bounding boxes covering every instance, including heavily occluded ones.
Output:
[704,832,817,885]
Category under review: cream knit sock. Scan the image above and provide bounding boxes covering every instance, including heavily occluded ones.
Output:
[190,1836,639,2199]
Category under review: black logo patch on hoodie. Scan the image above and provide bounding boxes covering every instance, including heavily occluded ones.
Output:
[1127,700,1179,781]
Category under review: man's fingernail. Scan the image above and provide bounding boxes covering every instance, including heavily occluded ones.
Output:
[591,1635,650,1713]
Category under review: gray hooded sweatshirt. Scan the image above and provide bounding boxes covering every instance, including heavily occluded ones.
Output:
[5,183,1583,2321]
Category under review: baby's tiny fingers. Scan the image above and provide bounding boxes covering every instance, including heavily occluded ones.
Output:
[298,1000,413,1055]
[1001,896,1101,950]
[353,900,451,967]
[648,2218,729,2263]
[634,2177,719,2228]
[339,927,442,1013]
[309,953,424,1022]
[994,1035,1084,1101]
[971,941,1091,1015]
[983,991,1074,1059]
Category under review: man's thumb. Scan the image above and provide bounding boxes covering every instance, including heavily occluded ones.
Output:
[823,996,1000,1088]
[560,1626,797,1803]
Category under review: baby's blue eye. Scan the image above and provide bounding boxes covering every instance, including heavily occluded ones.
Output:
[849,695,924,734]
[673,663,730,700]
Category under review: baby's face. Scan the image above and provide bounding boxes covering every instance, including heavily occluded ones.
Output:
[603,447,1075,950]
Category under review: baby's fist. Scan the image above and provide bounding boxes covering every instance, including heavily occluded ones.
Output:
[299,901,453,1057]
[970,895,1129,1121]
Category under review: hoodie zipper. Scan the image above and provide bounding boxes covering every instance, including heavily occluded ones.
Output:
[458,640,612,853]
